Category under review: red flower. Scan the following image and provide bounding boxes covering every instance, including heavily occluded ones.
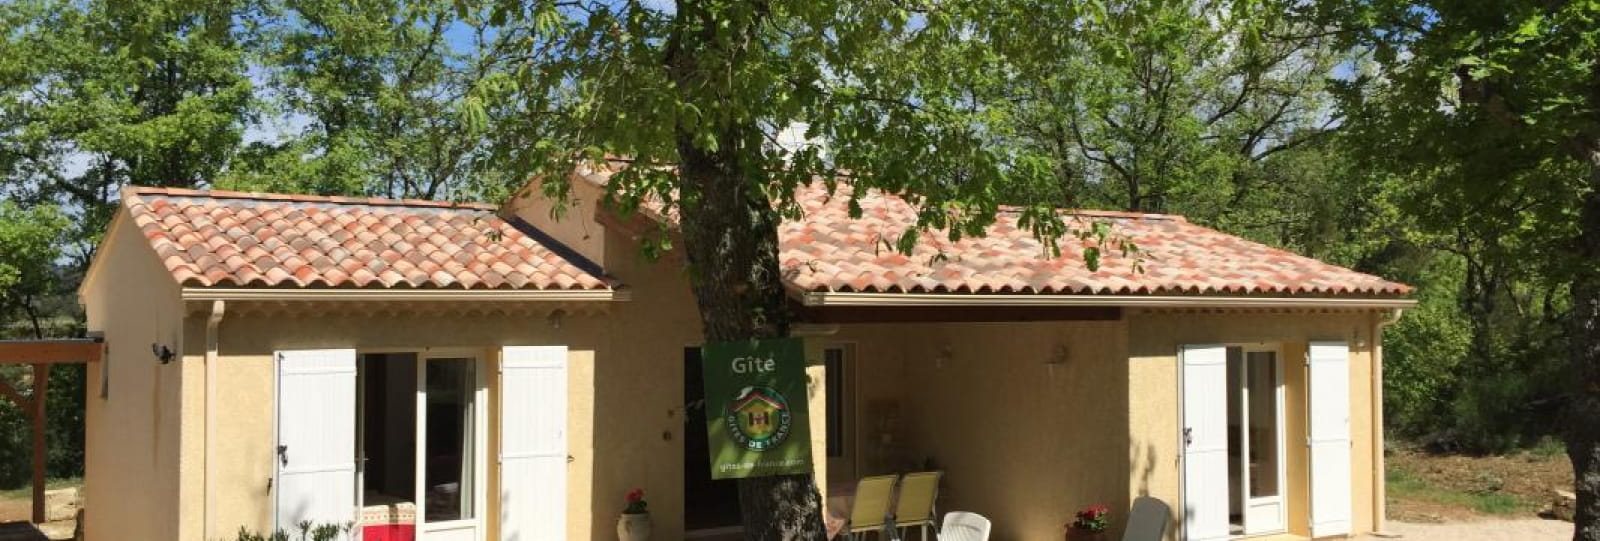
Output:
[1070,503,1111,532]
[625,488,645,503]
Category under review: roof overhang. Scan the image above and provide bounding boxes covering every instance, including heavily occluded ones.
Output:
[799,291,1417,309]
[180,287,631,302]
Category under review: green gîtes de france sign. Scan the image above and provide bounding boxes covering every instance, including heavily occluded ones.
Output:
[701,338,813,480]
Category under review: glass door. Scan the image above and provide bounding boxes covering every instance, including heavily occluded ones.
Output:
[1236,347,1287,535]
[416,354,488,541]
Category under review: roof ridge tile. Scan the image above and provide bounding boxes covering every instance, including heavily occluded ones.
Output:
[125,185,500,211]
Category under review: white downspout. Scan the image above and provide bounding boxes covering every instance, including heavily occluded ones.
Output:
[204,300,226,541]
[1371,308,1404,537]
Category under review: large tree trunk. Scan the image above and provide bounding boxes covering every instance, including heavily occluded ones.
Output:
[664,3,828,536]
[1568,152,1600,541]
[674,139,829,540]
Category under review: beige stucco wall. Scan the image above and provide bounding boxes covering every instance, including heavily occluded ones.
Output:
[80,208,188,541]
[204,307,609,540]
[503,175,611,271]
[1127,310,1381,541]
[831,321,1133,541]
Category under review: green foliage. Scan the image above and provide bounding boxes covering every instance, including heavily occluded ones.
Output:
[0,202,68,338]
[1383,256,1473,436]
[45,365,85,479]
[472,0,1172,255]
[1328,0,1599,285]
[0,0,257,264]
[1364,186,1571,452]
[0,365,86,487]
[995,0,1346,219]
[220,0,529,200]
[1322,0,1600,456]
[228,521,351,541]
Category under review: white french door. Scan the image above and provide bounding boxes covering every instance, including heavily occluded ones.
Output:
[1234,347,1286,535]
[1309,342,1353,537]
[416,353,489,541]
[1183,344,1290,540]
[1182,345,1230,541]
[275,349,358,539]
[498,346,569,541]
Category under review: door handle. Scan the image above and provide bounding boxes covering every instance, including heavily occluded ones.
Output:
[278,444,288,467]
[1183,428,1193,447]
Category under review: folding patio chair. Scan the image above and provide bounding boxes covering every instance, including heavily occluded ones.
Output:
[845,475,899,540]
[1121,496,1170,541]
[936,511,990,541]
[892,471,942,541]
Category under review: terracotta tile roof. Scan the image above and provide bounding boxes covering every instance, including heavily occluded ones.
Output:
[779,184,1410,296]
[123,186,615,290]
[573,168,1410,297]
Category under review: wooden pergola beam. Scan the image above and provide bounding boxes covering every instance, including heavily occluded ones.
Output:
[0,339,102,365]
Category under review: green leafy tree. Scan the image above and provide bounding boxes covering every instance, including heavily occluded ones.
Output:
[0,202,68,340]
[1328,1,1600,537]
[0,0,257,264]
[468,0,1155,537]
[225,0,530,200]
[994,0,1346,220]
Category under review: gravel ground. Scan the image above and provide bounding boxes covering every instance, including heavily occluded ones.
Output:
[1359,519,1573,541]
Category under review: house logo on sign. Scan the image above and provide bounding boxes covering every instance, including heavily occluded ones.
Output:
[724,386,793,451]
[701,338,812,478]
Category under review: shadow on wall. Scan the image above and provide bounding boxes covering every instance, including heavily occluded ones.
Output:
[1130,442,1158,498]
[1129,441,1179,537]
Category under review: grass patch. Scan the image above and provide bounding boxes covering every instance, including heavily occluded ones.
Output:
[0,477,81,501]
[1387,468,1529,515]
[1528,437,1567,460]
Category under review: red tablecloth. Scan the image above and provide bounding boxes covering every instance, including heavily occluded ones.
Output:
[361,524,415,541]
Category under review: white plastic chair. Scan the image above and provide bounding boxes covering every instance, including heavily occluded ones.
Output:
[936,511,990,541]
[1121,496,1170,541]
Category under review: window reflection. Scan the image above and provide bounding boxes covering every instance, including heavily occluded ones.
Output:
[1246,351,1279,498]
[424,358,475,521]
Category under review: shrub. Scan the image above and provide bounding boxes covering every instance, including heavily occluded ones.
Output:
[230,521,352,541]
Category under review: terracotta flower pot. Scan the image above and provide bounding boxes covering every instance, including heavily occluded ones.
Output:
[1065,528,1108,541]
[618,512,652,541]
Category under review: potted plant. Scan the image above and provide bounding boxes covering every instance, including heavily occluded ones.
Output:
[617,488,651,541]
[1065,504,1111,541]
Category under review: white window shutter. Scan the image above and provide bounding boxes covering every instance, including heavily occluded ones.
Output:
[1181,344,1230,541]
[1309,341,1353,537]
[274,349,357,538]
[500,346,569,541]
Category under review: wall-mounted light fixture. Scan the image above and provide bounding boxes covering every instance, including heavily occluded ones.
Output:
[1047,345,1070,366]
[547,308,568,329]
[151,343,175,364]
[1045,344,1070,376]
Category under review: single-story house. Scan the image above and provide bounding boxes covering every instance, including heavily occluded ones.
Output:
[78,165,1414,541]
